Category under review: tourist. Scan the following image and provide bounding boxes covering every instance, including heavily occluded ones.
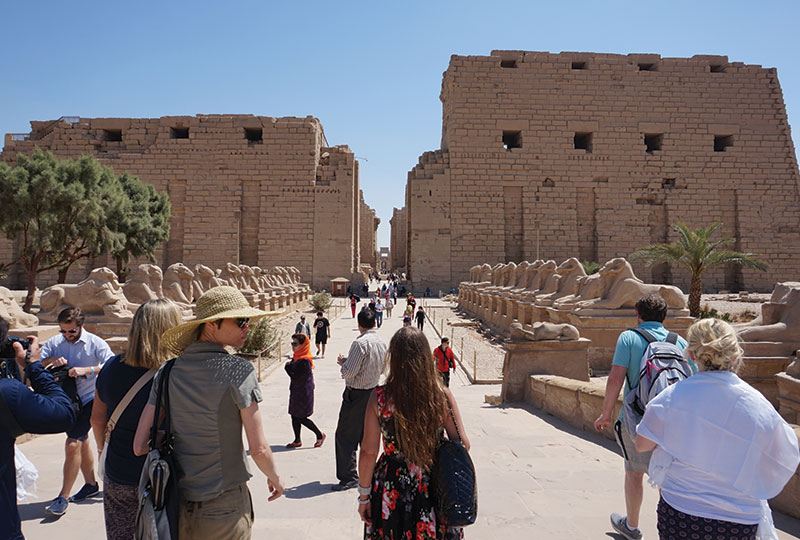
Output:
[385,297,394,318]
[133,286,284,539]
[433,336,456,387]
[415,306,426,331]
[333,309,387,491]
[314,310,331,358]
[350,293,361,318]
[294,314,310,337]
[0,319,76,540]
[374,298,385,328]
[41,307,114,517]
[402,315,412,327]
[91,299,182,540]
[636,319,800,540]
[593,294,691,540]
[407,293,416,312]
[284,334,325,449]
[357,326,469,539]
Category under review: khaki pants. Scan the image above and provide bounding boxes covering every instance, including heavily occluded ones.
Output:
[179,483,253,540]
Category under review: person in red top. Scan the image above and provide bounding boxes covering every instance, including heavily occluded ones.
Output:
[433,337,456,387]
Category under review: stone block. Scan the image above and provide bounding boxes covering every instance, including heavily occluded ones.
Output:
[501,338,591,402]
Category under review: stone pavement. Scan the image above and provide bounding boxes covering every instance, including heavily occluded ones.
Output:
[14,286,800,539]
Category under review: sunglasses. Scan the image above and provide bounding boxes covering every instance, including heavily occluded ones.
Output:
[235,318,251,329]
[59,328,80,335]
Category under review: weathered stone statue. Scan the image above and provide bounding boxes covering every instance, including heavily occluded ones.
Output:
[737,282,800,342]
[510,321,580,341]
[575,258,686,309]
[39,267,135,322]
[537,258,587,306]
[0,287,38,328]
[163,263,195,305]
[122,264,164,305]
[219,263,245,289]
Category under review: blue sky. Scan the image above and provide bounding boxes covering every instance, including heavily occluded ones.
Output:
[2,0,798,248]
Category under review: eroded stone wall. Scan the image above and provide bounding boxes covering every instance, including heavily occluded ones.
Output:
[389,206,407,271]
[404,51,800,292]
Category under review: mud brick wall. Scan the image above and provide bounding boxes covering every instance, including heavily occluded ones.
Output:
[389,206,407,271]
[1,115,377,290]
[403,51,800,292]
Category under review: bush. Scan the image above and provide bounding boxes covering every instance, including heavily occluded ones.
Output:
[697,306,733,322]
[310,292,333,313]
[582,260,601,275]
[239,318,279,356]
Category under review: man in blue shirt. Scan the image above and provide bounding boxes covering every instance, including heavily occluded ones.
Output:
[40,307,114,516]
[0,317,76,540]
[593,294,690,540]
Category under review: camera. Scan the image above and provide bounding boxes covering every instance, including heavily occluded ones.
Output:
[0,336,31,380]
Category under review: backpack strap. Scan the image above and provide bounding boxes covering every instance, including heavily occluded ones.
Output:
[665,332,678,345]
[628,327,656,344]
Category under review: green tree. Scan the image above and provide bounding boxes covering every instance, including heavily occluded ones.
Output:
[108,172,171,281]
[630,222,768,317]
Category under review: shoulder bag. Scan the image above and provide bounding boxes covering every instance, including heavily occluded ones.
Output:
[98,369,156,479]
[430,395,477,528]
[135,359,179,540]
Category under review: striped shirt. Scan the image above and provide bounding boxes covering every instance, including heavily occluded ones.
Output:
[340,329,387,389]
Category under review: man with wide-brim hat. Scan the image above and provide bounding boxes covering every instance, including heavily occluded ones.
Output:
[134,286,284,539]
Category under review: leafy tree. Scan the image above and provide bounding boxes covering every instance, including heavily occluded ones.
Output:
[310,292,333,313]
[108,172,171,281]
[630,222,768,317]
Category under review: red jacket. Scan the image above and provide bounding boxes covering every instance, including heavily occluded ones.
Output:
[433,346,455,372]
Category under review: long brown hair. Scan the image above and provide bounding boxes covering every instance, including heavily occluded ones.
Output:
[384,327,447,469]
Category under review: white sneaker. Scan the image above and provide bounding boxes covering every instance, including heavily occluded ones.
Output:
[610,513,642,540]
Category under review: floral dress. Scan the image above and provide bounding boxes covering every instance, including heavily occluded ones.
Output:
[365,386,463,540]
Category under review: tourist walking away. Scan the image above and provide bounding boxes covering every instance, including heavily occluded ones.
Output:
[407,293,416,312]
[415,306,426,331]
[295,314,311,337]
[636,319,800,540]
[0,318,76,540]
[42,307,114,517]
[385,297,394,318]
[593,294,691,540]
[333,309,387,491]
[314,311,331,358]
[350,293,360,318]
[91,299,182,540]
[374,298,385,328]
[402,315,412,327]
[433,337,456,387]
[357,326,470,539]
[284,333,325,449]
[133,286,284,540]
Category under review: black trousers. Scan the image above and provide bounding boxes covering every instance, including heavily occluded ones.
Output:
[439,371,450,387]
[334,387,374,483]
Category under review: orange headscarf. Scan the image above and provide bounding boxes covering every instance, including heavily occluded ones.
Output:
[292,334,314,368]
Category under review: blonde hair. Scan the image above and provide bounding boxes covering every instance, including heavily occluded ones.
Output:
[124,299,183,369]
[685,318,743,373]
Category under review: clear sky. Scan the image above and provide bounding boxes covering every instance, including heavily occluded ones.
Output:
[2,0,798,249]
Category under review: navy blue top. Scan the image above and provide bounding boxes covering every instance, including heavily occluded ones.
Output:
[96,354,153,485]
[1,362,75,540]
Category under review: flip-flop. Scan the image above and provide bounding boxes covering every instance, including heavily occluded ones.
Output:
[314,433,327,448]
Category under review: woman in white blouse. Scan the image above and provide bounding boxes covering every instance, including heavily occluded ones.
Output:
[635,318,799,540]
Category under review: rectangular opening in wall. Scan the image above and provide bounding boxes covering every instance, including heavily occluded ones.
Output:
[170,127,189,139]
[102,129,122,142]
[500,59,517,68]
[502,130,522,150]
[638,63,656,71]
[574,132,592,153]
[710,64,726,73]
[714,135,733,152]
[662,178,676,189]
[571,61,587,70]
[244,128,263,143]
[645,133,663,153]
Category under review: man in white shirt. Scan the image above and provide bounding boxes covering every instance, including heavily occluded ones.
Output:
[41,307,114,516]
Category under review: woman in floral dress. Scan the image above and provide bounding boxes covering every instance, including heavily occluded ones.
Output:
[357,327,470,540]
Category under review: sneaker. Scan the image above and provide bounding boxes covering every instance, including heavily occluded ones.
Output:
[610,513,643,540]
[46,496,69,516]
[69,482,99,502]
[331,479,358,491]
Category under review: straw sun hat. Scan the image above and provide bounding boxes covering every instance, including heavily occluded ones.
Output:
[161,286,270,355]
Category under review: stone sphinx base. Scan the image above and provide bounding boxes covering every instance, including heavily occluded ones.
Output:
[739,342,800,408]
[500,338,590,402]
[776,372,800,424]
[8,325,61,343]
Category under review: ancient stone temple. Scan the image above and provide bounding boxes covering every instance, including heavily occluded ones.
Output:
[389,206,407,272]
[401,50,800,292]
[1,114,378,289]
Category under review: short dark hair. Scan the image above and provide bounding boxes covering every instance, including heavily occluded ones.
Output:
[635,294,668,322]
[441,337,449,344]
[0,317,8,344]
[357,309,376,329]
[316,311,323,317]
[57,307,85,326]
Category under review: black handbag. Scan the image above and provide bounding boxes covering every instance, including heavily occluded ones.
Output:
[430,397,477,528]
[135,359,180,540]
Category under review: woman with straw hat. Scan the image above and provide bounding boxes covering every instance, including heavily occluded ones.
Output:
[134,286,284,540]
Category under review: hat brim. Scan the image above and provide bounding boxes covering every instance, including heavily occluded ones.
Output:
[161,306,279,356]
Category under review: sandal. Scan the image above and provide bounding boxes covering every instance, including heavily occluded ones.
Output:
[286,441,302,448]
[314,433,327,448]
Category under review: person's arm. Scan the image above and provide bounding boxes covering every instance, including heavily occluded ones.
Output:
[357,391,380,524]
[327,320,331,338]
[593,364,627,431]
[442,387,470,451]
[133,403,156,456]
[90,389,109,453]
[241,401,284,501]
[635,433,657,453]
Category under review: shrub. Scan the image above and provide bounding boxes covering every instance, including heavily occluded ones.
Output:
[239,317,279,356]
[697,306,733,322]
[582,260,601,275]
[310,292,333,313]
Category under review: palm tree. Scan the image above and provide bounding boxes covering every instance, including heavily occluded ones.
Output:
[630,222,768,317]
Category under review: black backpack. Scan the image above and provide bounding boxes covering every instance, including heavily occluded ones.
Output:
[48,365,83,417]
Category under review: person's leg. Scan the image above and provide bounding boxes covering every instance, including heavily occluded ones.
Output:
[624,470,644,528]
[59,438,82,498]
[321,342,326,357]
[443,371,450,387]
[291,415,302,443]
[79,438,97,485]
[180,484,253,540]
[103,477,139,540]
[334,389,371,484]
[315,338,321,356]
[299,416,323,439]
